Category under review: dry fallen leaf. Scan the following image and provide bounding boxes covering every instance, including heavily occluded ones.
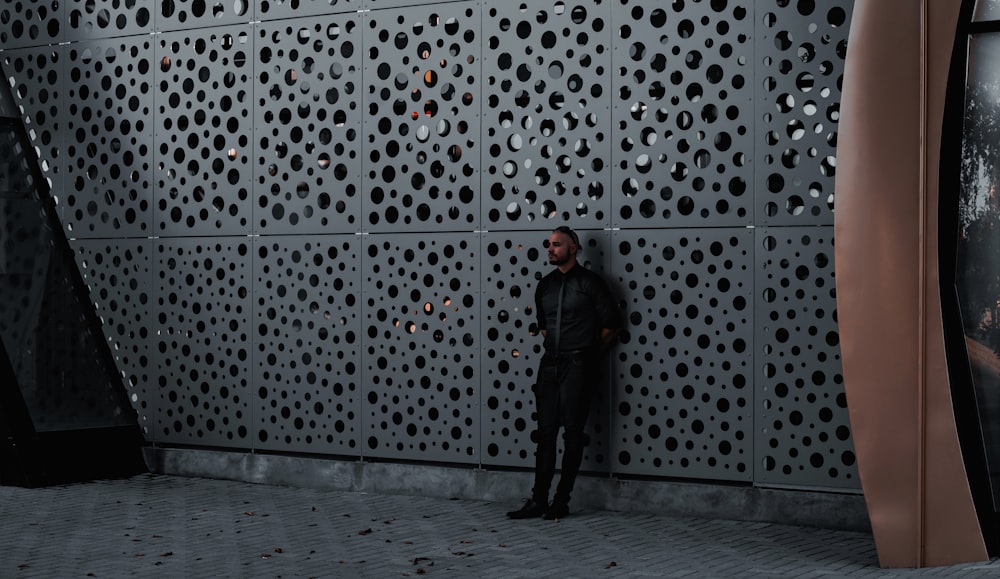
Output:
[274,547,283,553]
[606,561,617,569]
[358,528,373,535]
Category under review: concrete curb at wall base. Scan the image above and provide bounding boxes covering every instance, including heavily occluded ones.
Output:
[143,447,871,533]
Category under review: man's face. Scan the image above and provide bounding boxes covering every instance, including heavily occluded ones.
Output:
[547,230,577,266]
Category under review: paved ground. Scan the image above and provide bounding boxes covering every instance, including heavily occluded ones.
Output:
[1,474,999,578]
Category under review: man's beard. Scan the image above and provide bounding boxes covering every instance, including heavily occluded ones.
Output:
[548,253,569,266]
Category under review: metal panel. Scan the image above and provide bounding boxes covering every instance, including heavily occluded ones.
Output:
[253,15,363,235]
[755,0,852,226]
[0,0,864,492]
[1,46,68,223]
[361,232,480,462]
[63,38,154,238]
[154,26,254,236]
[755,226,858,489]
[611,0,753,229]
[155,0,254,33]
[482,0,612,230]
[361,3,481,232]
[365,0,451,10]
[257,0,358,22]
[153,237,252,447]
[481,229,615,471]
[609,227,753,481]
[0,0,64,49]
[252,235,362,453]
[64,0,153,42]
[71,238,154,439]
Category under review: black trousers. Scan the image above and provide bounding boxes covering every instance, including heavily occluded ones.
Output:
[531,350,598,506]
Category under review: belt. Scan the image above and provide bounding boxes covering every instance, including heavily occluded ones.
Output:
[543,349,590,362]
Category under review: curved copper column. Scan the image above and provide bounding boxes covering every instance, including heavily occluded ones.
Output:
[836,0,987,567]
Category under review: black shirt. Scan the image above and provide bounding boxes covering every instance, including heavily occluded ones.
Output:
[535,263,621,353]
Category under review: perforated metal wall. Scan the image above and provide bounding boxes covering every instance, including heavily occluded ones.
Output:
[612,228,754,480]
[0,0,64,49]
[756,1,850,225]
[155,0,249,33]
[362,5,481,232]
[255,15,363,234]
[64,0,152,42]
[483,0,611,229]
[612,1,753,228]
[1,0,858,491]
[755,227,853,486]
[65,38,154,237]
[258,0,357,22]
[1,46,67,208]
[72,238,153,436]
[253,235,361,453]
[0,121,136,432]
[362,232,480,460]
[153,237,251,447]
[155,26,254,236]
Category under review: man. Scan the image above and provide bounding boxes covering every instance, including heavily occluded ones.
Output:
[507,226,622,520]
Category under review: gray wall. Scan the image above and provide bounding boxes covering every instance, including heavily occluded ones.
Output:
[0,0,857,492]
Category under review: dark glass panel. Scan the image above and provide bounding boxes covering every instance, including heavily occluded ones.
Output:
[976,0,1000,21]
[957,32,1000,502]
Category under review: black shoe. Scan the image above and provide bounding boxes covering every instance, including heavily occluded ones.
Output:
[507,498,548,519]
[542,502,569,520]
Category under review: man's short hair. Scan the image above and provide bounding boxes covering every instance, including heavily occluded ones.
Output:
[553,225,580,249]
